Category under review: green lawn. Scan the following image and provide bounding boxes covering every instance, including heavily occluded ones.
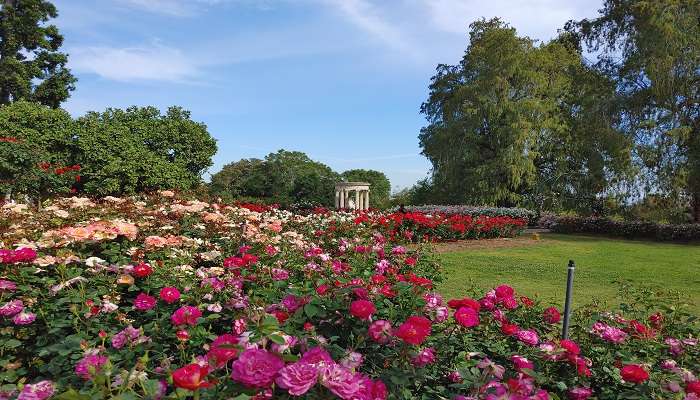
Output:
[437,233,700,313]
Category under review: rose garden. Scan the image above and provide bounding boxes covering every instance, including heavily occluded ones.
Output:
[1,0,700,399]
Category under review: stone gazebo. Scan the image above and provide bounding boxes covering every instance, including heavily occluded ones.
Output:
[334,182,371,210]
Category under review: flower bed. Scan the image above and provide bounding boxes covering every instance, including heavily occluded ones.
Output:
[550,215,700,242]
[0,195,698,400]
[367,212,528,242]
[395,205,537,225]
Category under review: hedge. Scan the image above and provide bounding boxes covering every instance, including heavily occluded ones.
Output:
[551,216,700,242]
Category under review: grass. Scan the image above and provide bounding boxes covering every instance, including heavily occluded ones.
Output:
[436,233,700,313]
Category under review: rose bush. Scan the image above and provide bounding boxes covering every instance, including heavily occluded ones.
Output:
[0,194,697,399]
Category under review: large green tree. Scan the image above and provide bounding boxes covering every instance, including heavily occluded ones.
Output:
[419,18,630,211]
[0,0,76,108]
[210,150,341,206]
[569,0,700,220]
[75,106,217,195]
[340,169,391,209]
[209,158,265,201]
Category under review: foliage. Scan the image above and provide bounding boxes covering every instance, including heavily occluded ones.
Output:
[340,169,391,209]
[208,158,264,201]
[551,215,700,242]
[568,0,700,220]
[0,101,78,201]
[74,106,217,195]
[0,0,76,108]
[419,18,631,211]
[210,150,341,207]
[0,196,698,399]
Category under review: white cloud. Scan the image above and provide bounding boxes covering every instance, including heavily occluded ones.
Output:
[70,43,199,82]
[321,0,418,57]
[115,0,233,17]
[421,0,600,42]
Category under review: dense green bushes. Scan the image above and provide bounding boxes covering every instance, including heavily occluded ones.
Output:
[551,216,700,242]
[0,102,217,199]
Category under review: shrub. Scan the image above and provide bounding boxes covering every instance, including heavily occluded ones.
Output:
[551,215,700,242]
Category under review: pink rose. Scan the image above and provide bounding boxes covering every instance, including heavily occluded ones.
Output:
[512,355,534,372]
[568,387,593,400]
[411,347,436,367]
[320,363,362,399]
[133,293,156,311]
[13,311,36,325]
[171,305,202,326]
[231,349,284,388]
[75,354,108,380]
[515,329,539,346]
[18,380,54,400]
[276,361,319,396]
[494,284,514,299]
[454,306,480,327]
[0,299,24,316]
[159,287,181,304]
[368,320,393,344]
[300,347,334,366]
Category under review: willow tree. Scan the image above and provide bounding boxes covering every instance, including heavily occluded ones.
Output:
[419,18,630,211]
[569,0,700,220]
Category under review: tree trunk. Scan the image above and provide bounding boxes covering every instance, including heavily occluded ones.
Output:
[693,192,700,223]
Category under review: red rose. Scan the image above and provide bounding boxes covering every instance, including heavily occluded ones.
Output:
[648,312,663,329]
[454,306,480,328]
[447,297,481,311]
[315,284,330,296]
[543,307,561,324]
[172,364,214,391]
[349,300,376,320]
[501,323,519,336]
[520,296,534,307]
[686,381,700,395]
[620,364,649,384]
[394,315,432,345]
[132,262,153,278]
[207,334,239,368]
[560,339,580,355]
[272,310,289,324]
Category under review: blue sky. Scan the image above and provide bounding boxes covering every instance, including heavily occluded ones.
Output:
[52,0,602,191]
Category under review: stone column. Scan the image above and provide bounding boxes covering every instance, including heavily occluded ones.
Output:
[340,189,345,208]
[359,191,364,210]
[365,190,370,210]
[355,190,360,210]
[335,190,340,208]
